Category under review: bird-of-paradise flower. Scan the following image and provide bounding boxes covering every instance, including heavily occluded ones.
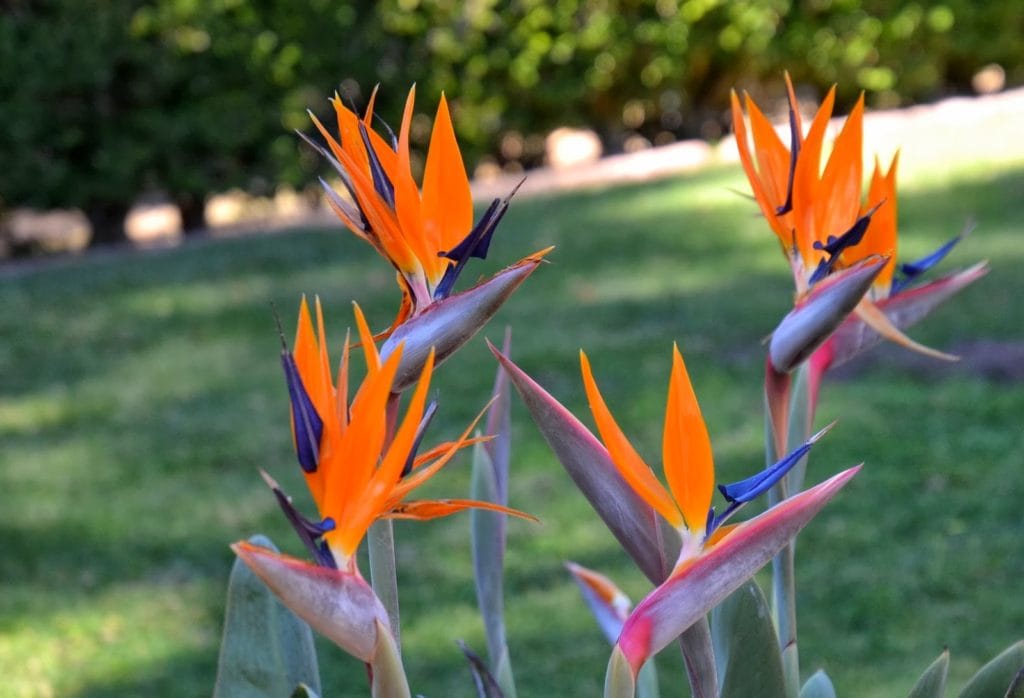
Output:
[488,342,858,684]
[579,346,857,680]
[232,298,532,662]
[580,345,830,572]
[301,86,551,338]
[731,75,986,373]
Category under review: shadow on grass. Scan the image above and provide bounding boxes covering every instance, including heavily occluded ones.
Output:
[0,164,1021,696]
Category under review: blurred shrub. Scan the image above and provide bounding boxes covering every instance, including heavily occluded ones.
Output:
[1,0,1021,246]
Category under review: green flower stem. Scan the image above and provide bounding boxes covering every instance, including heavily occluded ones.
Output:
[771,540,799,698]
[369,394,403,649]
[765,363,812,698]
[680,618,718,698]
[368,519,401,649]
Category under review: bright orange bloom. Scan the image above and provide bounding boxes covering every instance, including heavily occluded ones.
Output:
[731,75,957,359]
[304,87,544,335]
[580,345,822,570]
[275,297,532,573]
[581,346,712,560]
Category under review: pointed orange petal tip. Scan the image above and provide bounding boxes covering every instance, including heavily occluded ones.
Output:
[616,466,861,674]
[230,540,389,662]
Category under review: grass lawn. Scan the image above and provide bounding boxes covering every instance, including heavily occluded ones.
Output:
[1,157,1022,697]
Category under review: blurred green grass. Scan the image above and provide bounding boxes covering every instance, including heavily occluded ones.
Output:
[1,160,1022,697]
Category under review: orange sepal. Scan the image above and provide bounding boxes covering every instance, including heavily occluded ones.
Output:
[411,435,493,470]
[580,350,682,528]
[745,95,795,240]
[389,396,494,501]
[858,153,900,294]
[333,349,434,557]
[813,94,864,251]
[662,345,715,533]
[731,92,790,246]
[854,298,958,361]
[791,85,837,264]
[385,498,538,523]
[421,93,473,274]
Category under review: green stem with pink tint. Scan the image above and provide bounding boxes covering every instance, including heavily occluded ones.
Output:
[368,393,403,649]
[766,362,813,698]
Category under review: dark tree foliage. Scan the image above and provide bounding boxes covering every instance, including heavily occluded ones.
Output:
[0,0,1020,247]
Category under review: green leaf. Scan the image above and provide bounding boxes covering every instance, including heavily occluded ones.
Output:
[471,443,507,661]
[711,580,786,698]
[370,619,412,698]
[907,649,949,698]
[213,535,321,698]
[494,645,518,698]
[605,646,637,698]
[958,641,1024,698]
[800,669,837,698]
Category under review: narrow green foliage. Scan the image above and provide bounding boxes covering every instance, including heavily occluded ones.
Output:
[958,642,1024,698]
[370,619,411,698]
[800,670,837,698]
[605,646,637,698]
[471,339,518,698]
[494,646,517,698]
[213,535,321,698]
[907,650,949,698]
[711,580,786,698]
[471,444,512,681]
[290,685,320,698]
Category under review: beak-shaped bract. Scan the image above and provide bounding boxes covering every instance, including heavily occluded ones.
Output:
[381,250,550,393]
[769,255,888,373]
[231,540,389,663]
[615,466,860,676]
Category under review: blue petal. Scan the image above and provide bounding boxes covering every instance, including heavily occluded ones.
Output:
[707,423,834,537]
[401,400,438,477]
[891,233,963,294]
[264,472,337,568]
[281,352,324,474]
[718,441,812,504]
[808,201,883,285]
[373,113,399,151]
[358,122,395,209]
[774,100,801,216]
[433,179,523,299]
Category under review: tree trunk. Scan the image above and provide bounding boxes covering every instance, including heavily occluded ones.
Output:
[86,201,130,248]
[176,193,207,236]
